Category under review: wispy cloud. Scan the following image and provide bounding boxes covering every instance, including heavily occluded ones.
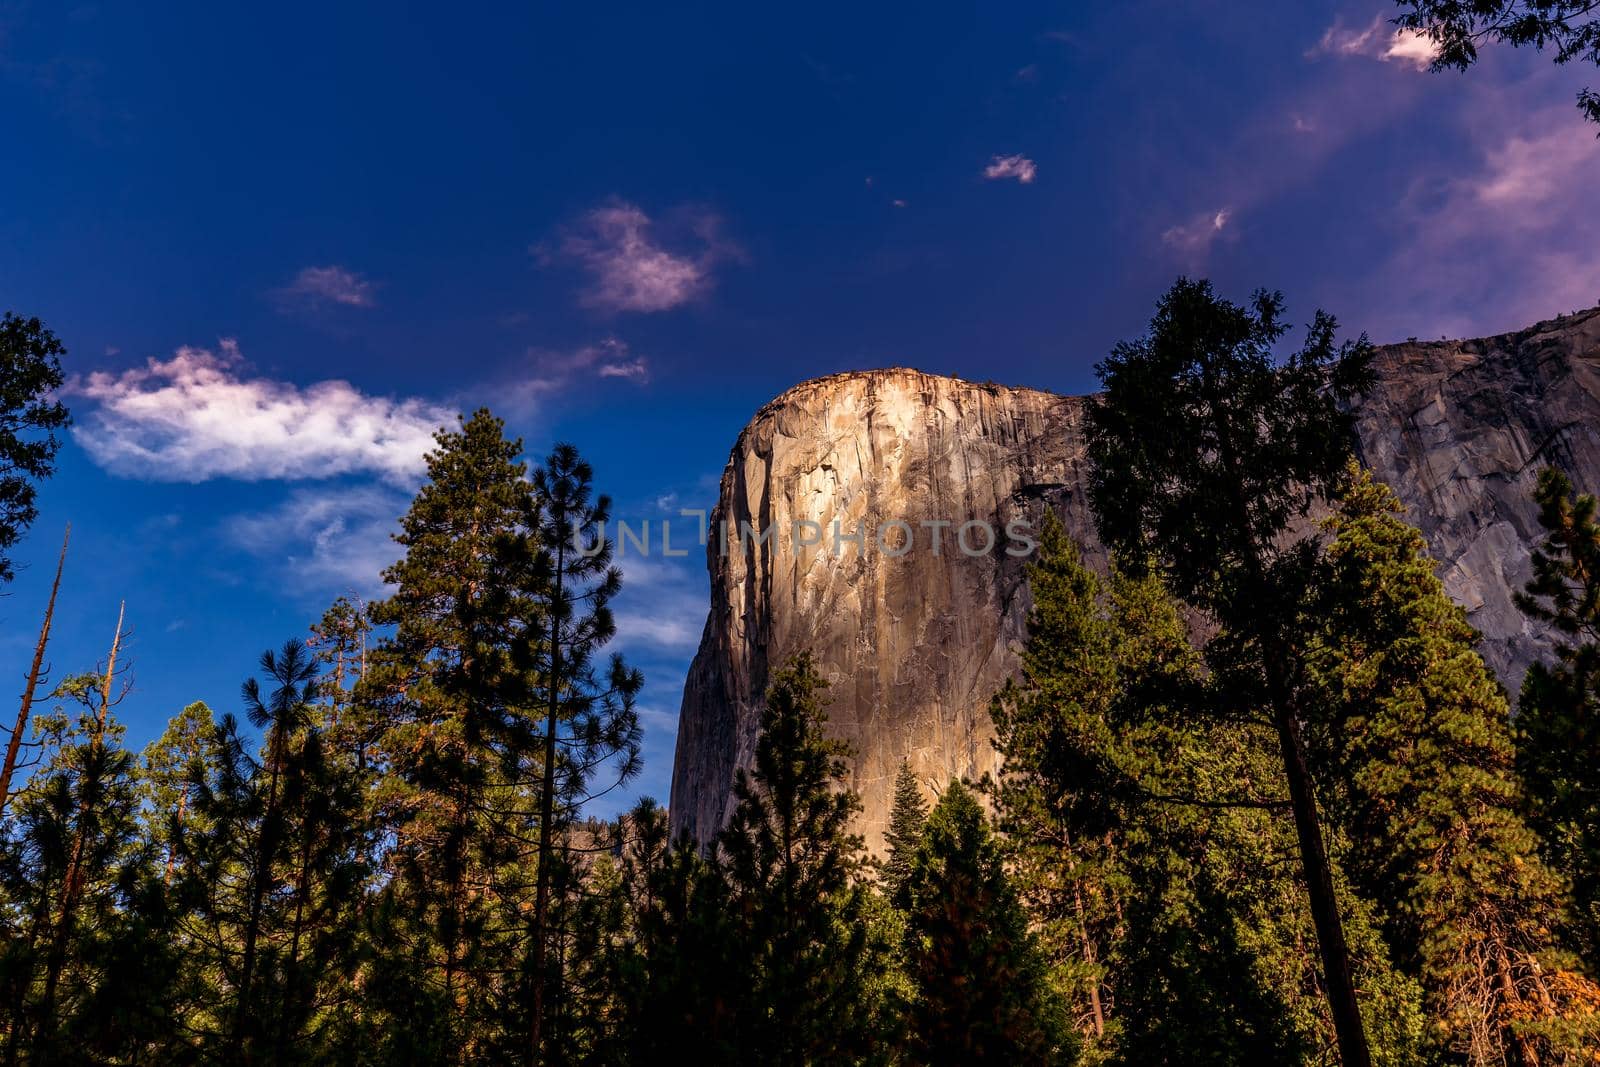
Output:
[1362,102,1600,339]
[225,484,406,596]
[1312,16,1437,71]
[501,337,651,413]
[545,200,735,313]
[983,154,1038,184]
[612,555,708,657]
[275,265,378,310]
[69,341,453,485]
[1161,207,1232,266]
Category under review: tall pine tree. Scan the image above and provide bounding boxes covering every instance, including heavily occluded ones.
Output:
[1308,466,1600,1062]
[359,409,536,1062]
[0,312,70,586]
[1088,278,1377,1067]
[521,442,642,1065]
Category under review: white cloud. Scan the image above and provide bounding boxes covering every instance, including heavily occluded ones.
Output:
[70,341,453,485]
[226,484,406,596]
[548,201,732,313]
[1381,29,1438,70]
[276,265,378,309]
[1313,16,1437,71]
[983,154,1038,183]
[1161,207,1232,265]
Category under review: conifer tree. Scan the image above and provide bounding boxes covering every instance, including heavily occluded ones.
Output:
[901,779,1072,1066]
[601,798,748,1066]
[521,442,642,1065]
[139,700,217,886]
[0,631,181,1064]
[1515,466,1600,970]
[229,641,319,1058]
[1308,466,1600,1062]
[0,312,70,585]
[1088,278,1377,1067]
[883,759,927,899]
[994,512,1428,1065]
[988,514,1124,1048]
[307,595,372,754]
[173,644,371,1064]
[359,409,536,1061]
[716,652,880,1066]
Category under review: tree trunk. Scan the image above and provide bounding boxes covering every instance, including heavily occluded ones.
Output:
[1492,949,1540,1067]
[1269,689,1370,1067]
[1072,880,1106,1038]
[0,526,67,817]
[529,541,564,1067]
[1199,365,1373,1067]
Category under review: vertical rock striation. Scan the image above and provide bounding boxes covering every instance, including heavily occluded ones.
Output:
[669,309,1600,854]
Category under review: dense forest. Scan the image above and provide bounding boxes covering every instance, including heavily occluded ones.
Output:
[0,280,1598,1065]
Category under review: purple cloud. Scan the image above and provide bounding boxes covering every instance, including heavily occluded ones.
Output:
[983,154,1038,184]
[276,265,378,310]
[549,200,733,313]
[1161,208,1233,267]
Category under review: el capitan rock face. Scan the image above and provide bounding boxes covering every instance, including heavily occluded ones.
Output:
[668,308,1600,855]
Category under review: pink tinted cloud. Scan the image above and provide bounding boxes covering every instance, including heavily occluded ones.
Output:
[983,154,1038,183]
[276,265,378,310]
[549,201,735,313]
[1161,208,1233,268]
[1312,16,1438,71]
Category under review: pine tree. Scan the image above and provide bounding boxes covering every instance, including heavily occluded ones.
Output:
[0,312,70,586]
[883,759,927,900]
[0,619,183,1064]
[1088,278,1377,1067]
[307,595,372,761]
[139,700,217,886]
[1514,466,1600,971]
[901,779,1072,1066]
[716,652,881,1065]
[521,442,642,1065]
[228,641,319,1059]
[993,512,1428,1065]
[617,800,748,1065]
[1308,466,1600,1062]
[988,513,1124,1050]
[358,409,537,1061]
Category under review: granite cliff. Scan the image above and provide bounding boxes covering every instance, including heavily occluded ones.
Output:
[668,308,1600,855]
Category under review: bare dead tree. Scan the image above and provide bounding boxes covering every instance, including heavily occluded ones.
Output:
[0,524,68,818]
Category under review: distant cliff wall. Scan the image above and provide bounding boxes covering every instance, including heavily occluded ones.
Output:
[669,309,1600,855]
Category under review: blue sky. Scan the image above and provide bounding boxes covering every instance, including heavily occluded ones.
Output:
[2,0,1597,814]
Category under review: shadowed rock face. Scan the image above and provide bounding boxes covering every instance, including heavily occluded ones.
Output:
[669,308,1600,855]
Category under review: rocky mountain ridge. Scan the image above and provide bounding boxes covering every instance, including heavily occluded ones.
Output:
[668,308,1600,855]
